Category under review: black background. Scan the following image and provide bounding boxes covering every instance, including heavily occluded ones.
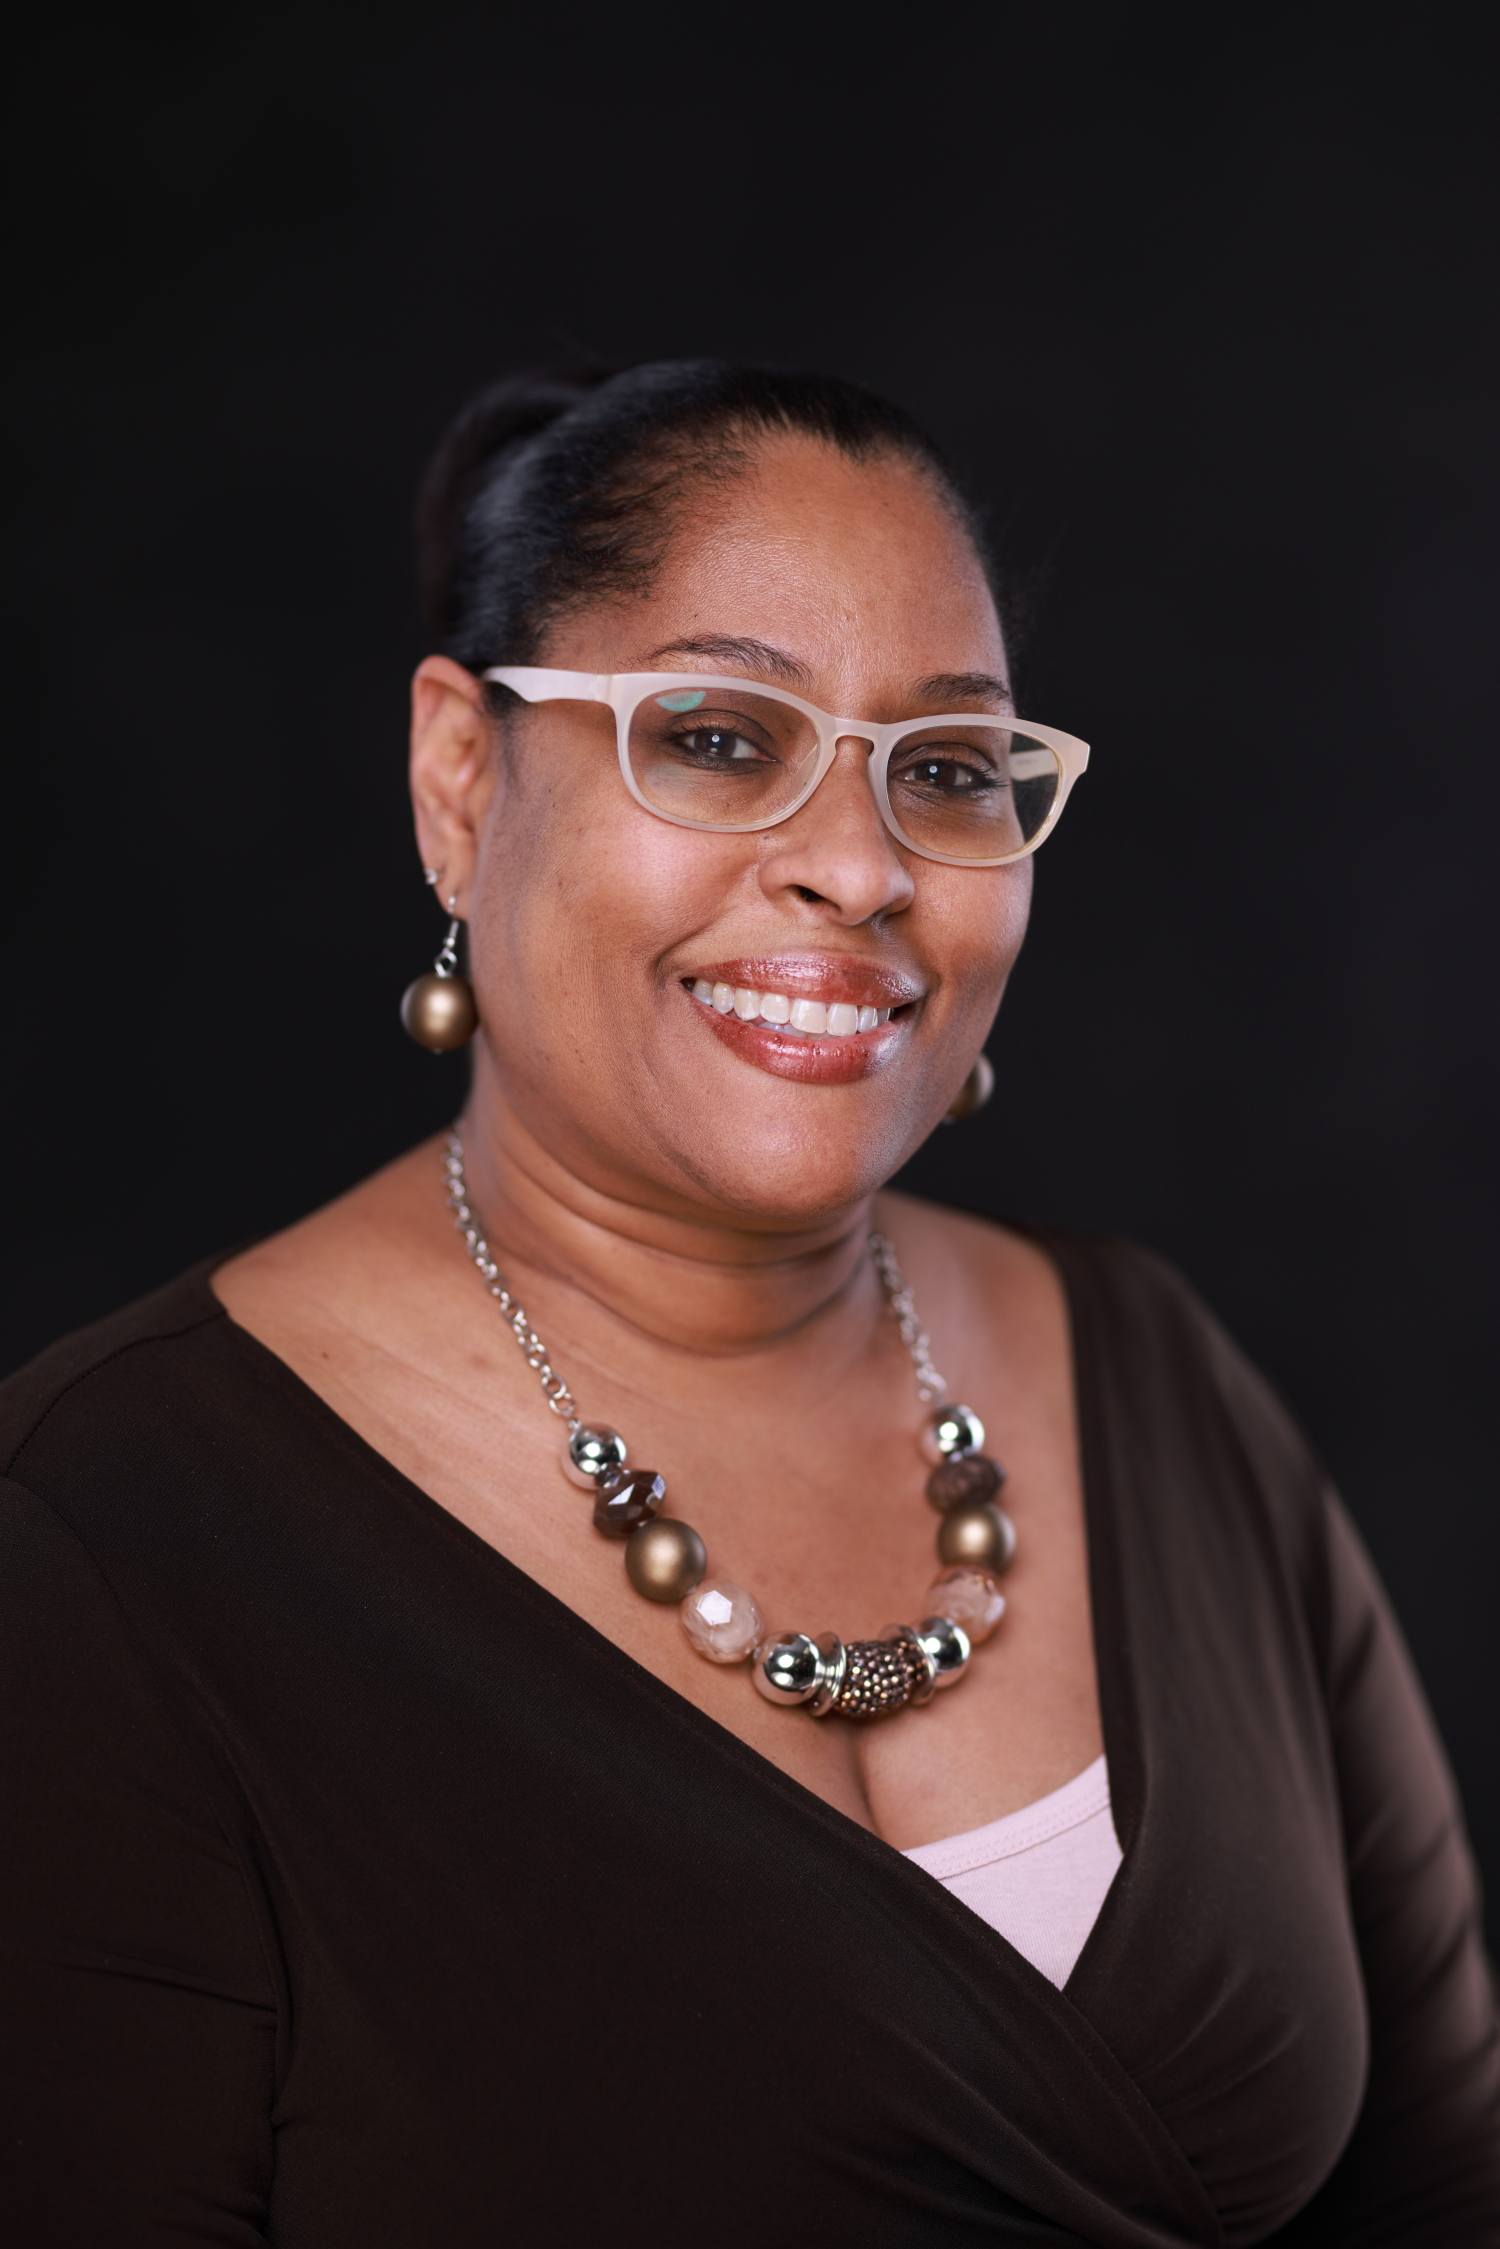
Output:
[7,12,1496,1916]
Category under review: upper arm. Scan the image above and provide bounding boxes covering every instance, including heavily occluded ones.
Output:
[1275,1492,1500,2242]
[0,1478,277,2243]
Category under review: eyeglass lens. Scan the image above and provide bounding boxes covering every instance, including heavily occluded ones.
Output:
[627,689,1062,859]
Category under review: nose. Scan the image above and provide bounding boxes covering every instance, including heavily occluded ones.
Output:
[754,736,915,925]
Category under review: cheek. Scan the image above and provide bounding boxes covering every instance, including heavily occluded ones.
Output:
[928,860,1032,1021]
[472,745,736,1009]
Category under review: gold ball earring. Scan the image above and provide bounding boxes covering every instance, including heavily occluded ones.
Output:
[401,878,479,1052]
[944,1053,994,1123]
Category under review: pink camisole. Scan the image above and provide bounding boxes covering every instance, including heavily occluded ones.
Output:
[901,1757,1121,1989]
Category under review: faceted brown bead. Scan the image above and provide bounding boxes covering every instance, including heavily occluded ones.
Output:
[592,1467,667,1538]
[925,1451,1006,1513]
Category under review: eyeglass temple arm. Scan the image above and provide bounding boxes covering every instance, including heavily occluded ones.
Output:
[482,665,611,703]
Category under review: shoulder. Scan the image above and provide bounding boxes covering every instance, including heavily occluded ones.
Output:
[0,1259,335,1572]
[0,1262,234,1477]
[886,1192,1330,1536]
[1035,1225,1325,1493]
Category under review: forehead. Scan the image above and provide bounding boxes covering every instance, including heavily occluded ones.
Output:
[547,433,1007,698]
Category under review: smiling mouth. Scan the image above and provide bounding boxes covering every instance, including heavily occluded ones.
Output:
[687,978,895,1039]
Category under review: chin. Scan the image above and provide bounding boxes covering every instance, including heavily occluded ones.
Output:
[674,1102,933,1228]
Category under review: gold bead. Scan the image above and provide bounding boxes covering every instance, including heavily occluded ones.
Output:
[935,1500,1017,1573]
[624,1518,707,1603]
[400,972,478,1051]
[945,1053,995,1122]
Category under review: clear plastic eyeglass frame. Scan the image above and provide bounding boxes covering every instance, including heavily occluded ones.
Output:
[483,666,1090,867]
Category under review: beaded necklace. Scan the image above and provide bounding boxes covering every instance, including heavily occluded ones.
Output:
[444,1132,1015,1721]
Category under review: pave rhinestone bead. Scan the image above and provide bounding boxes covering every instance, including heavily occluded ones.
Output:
[925,1566,1007,1644]
[828,1634,930,1720]
[751,1631,825,1704]
[592,1467,667,1537]
[624,1518,706,1602]
[915,1614,972,1689]
[925,1451,1006,1513]
[681,1579,764,1663]
[880,1623,938,1705]
[919,1402,986,1465]
[565,1425,627,1489]
[936,1500,1018,1573]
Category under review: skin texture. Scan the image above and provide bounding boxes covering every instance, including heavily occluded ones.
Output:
[214,434,1102,1848]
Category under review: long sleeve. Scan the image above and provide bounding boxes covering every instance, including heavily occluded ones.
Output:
[0,1478,277,2244]
[1272,1493,1500,2242]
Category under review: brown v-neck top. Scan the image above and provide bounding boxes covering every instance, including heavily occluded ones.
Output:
[2,1235,1496,2246]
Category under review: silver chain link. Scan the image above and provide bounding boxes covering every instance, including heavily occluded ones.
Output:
[444,1130,947,1427]
[867,1228,949,1404]
[443,1134,581,1431]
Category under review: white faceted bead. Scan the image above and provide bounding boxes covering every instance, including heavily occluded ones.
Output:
[680,1578,764,1664]
[925,1566,1007,1645]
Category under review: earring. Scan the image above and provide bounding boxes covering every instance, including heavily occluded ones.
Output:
[401,883,479,1052]
[944,1053,994,1123]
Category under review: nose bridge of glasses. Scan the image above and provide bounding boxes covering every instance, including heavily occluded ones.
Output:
[797,728,899,839]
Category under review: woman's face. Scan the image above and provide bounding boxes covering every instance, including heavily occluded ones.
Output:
[433,433,1031,1231]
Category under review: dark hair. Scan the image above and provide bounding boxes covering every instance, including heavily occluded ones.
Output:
[415,358,998,675]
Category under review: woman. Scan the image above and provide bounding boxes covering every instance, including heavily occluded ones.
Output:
[2,361,1495,2244]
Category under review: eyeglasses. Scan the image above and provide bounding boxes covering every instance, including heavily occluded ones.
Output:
[484,667,1089,867]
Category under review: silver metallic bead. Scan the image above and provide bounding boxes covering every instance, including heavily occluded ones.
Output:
[919,1402,986,1465]
[624,1518,706,1603]
[564,1425,628,1489]
[915,1614,972,1689]
[751,1631,825,1705]
[806,1632,848,1717]
[936,1500,1017,1572]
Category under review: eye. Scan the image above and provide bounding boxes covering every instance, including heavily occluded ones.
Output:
[671,724,773,767]
[895,752,1005,795]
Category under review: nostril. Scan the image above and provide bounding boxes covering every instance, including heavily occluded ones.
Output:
[795,886,829,904]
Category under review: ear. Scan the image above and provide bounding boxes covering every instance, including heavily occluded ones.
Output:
[409,656,495,915]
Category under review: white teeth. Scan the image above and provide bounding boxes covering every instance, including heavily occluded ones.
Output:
[690,982,896,1037]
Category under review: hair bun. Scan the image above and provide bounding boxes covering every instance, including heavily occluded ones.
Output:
[416,357,989,675]
[416,359,617,642]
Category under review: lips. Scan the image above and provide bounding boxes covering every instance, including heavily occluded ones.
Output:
[679,956,922,1085]
[685,957,922,1012]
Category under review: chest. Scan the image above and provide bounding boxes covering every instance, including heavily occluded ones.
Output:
[270,1280,1104,1847]
[168,1385,1362,2249]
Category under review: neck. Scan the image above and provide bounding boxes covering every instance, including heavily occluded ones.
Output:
[453,1074,886,1382]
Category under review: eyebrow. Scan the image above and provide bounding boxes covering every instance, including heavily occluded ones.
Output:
[635,635,814,689]
[913,671,1014,711]
[634,639,1013,714]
